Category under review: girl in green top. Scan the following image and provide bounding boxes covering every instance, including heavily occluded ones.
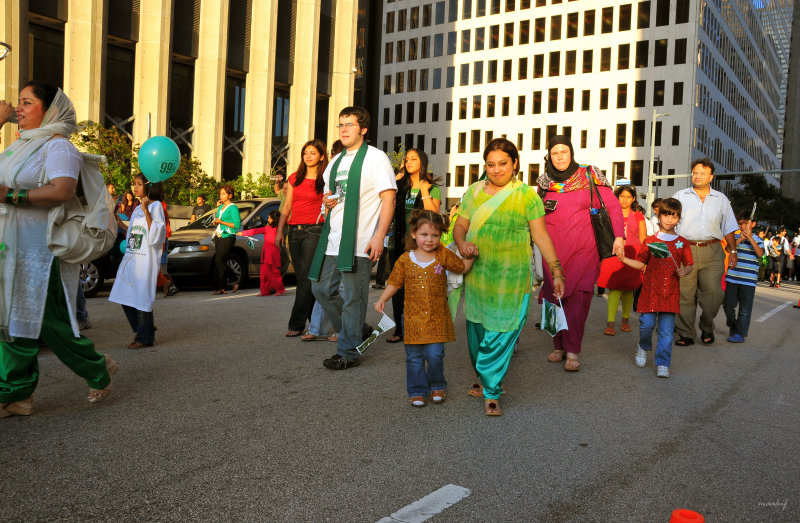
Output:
[387,148,442,343]
[212,184,242,294]
[454,138,564,416]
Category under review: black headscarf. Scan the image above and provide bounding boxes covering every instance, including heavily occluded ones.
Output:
[543,134,580,183]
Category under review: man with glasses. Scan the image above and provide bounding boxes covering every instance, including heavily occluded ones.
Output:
[310,107,397,369]
[672,158,737,346]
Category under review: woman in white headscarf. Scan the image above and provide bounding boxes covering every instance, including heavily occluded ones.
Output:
[0,81,117,419]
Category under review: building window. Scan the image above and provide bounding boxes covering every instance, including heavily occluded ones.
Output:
[417,134,425,150]
[420,101,428,122]
[672,125,680,146]
[432,103,440,121]
[431,137,437,154]
[503,59,512,81]
[449,0,458,21]
[655,0,669,26]
[491,0,501,14]
[631,160,644,185]
[532,128,541,149]
[460,64,469,85]
[580,130,588,148]
[535,17,545,42]
[407,102,415,123]
[506,0,515,12]
[410,38,418,61]
[474,61,484,84]
[383,107,390,126]
[456,166,465,186]
[546,124,557,141]
[613,162,625,180]
[397,40,406,62]
[562,126,572,140]
[385,42,393,64]
[473,95,482,118]
[434,34,443,56]
[636,40,649,68]
[638,1,650,28]
[634,80,646,107]
[616,123,627,147]
[469,164,480,185]
[567,12,578,38]
[476,27,485,50]
[489,60,498,82]
[519,57,528,79]
[435,1,445,24]
[520,20,530,44]
[460,98,468,119]
[433,68,442,89]
[565,51,576,74]
[396,72,405,93]
[518,95,526,115]
[463,0,473,19]
[548,88,558,113]
[505,22,514,46]
[446,101,453,120]
[584,10,595,36]
[446,66,455,87]
[601,7,613,33]
[655,120,662,145]
[581,90,590,110]
[490,25,500,48]
[617,83,627,108]
[654,39,667,66]
[600,88,609,109]
[446,137,451,154]
[502,96,510,116]
[448,31,457,55]
[411,6,420,28]
[462,29,471,52]
[600,47,611,71]
[675,0,689,24]
[599,129,607,147]
[528,163,539,185]
[471,130,481,152]
[632,120,645,146]
[582,50,593,73]
[551,15,562,40]
[398,9,407,31]
[653,80,664,106]
[477,0,486,16]
[423,4,432,26]
[384,75,392,94]
[421,36,430,58]
[408,70,417,92]
[674,38,687,64]
[517,133,524,152]
[619,4,632,31]
[618,44,630,69]
[533,91,542,114]
[533,54,544,78]
[487,95,496,117]
[549,51,560,76]
[564,88,574,112]
[420,69,429,90]
[386,11,395,33]
[673,82,683,105]
[458,132,467,153]
[394,104,402,124]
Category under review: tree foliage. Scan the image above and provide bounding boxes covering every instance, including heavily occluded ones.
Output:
[728,173,800,231]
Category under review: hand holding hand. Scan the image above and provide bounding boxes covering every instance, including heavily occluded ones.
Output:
[612,237,625,257]
[458,241,479,259]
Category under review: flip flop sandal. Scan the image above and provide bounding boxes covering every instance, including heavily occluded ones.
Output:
[604,327,616,336]
[301,334,327,341]
[484,399,502,416]
[285,331,301,337]
[212,290,226,295]
[701,331,715,345]
[620,323,632,332]
[675,337,695,346]
[547,350,565,363]
[564,358,580,371]
[468,383,482,397]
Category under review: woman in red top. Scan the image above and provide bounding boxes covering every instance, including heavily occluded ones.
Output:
[275,139,328,336]
[597,185,646,335]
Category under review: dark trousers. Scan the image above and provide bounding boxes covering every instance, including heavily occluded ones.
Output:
[375,249,388,285]
[723,283,756,337]
[213,235,236,290]
[122,305,155,345]
[287,224,323,332]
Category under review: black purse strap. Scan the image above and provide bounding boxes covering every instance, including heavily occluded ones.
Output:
[587,168,606,210]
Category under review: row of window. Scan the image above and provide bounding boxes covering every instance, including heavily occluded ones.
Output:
[694,124,771,174]
[384,40,687,93]
[385,0,688,33]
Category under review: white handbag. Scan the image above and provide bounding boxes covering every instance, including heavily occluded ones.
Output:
[42,152,117,264]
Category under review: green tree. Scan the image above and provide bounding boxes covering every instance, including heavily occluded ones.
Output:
[728,173,800,230]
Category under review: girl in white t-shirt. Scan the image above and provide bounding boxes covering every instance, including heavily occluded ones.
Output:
[109,174,167,348]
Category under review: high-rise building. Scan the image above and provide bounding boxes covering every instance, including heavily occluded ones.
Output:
[0,0,381,181]
[781,0,800,200]
[377,0,793,204]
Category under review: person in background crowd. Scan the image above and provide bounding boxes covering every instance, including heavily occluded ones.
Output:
[331,140,344,158]
[386,148,442,343]
[597,185,646,336]
[723,210,764,343]
[117,190,139,219]
[0,82,117,416]
[211,184,241,295]
[275,139,329,336]
[537,135,625,371]
[769,227,793,288]
[756,228,768,281]
[310,106,397,370]
[240,209,285,296]
[672,158,737,346]
[110,173,167,349]
[455,138,564,415]
[158,200,178,297]
[645,198,663,237]
[190,194,211,222]
[440,202,461,247]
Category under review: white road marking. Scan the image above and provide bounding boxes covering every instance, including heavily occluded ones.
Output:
[755,301,793,322]
[200,286,296,302]
[377,484,471,523]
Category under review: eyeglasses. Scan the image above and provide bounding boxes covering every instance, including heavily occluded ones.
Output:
[336,123,359,129]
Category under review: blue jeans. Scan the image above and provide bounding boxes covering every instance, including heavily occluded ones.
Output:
[307,301,330,336]
[639,312,675,367]
[723,283,756,337]
[122,305,155,345]
[287,224,324,331]
[405,342,446,397]
[311,255,372,361]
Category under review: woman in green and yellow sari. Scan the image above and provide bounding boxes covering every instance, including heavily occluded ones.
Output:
[454,138,565,416]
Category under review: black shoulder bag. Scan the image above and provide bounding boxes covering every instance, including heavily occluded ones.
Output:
[588,172,616,259]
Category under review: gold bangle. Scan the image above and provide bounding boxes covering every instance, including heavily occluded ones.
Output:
[11,189,19,205]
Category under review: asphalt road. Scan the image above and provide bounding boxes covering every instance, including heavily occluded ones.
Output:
[2,278,798,522]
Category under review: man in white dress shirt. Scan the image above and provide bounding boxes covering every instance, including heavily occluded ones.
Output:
[672,158,737,346]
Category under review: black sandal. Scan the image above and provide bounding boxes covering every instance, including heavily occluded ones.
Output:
[675,336,695,346]
[701,331,715,345]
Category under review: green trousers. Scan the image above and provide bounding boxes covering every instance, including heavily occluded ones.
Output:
[0,259,110,403]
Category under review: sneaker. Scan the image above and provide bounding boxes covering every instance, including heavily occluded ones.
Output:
[322,354,360,370]
[635,347,647,368]
[167,285,178,296]
[410,396,426,407]
[431,390,447,403]
[727,333,745,343]
[78,318,91,330]
[657,366,670,378]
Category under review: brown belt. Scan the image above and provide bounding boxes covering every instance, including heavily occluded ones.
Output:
[686,239,719,247]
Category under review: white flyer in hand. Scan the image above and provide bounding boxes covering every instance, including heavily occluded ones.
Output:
[355,314,397,354]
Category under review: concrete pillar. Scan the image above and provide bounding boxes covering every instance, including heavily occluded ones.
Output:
[242,0,279,176]
[63,0,105,123]
[286,0,321,169]
[193,1,229,180]
[131,0,172,143]
[326,0,359,149]
[0,0,26,147]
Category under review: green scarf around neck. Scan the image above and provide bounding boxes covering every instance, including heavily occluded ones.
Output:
[308,141,369,280]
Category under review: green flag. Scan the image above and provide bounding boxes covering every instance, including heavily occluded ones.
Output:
[647,242,671,259]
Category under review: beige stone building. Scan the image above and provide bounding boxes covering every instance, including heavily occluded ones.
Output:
[0,0,381,182]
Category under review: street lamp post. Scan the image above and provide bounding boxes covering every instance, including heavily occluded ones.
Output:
[645,109,670,218]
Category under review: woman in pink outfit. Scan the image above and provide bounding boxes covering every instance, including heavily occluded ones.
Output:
[239,210,285,295]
